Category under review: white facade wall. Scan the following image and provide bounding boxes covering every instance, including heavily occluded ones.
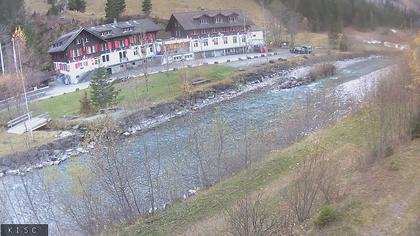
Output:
[55,31,264,84]
[56,42,157,84]
[190,31,264,53]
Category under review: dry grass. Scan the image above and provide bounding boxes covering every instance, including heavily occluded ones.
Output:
[0,128,58,157]
[317,139,420,236]
[295,32,329,48]
[26,0,269,25]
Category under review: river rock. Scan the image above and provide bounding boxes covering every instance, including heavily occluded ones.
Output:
[57,131,73,139]
[6,169,19,175]
[187,189,197,197]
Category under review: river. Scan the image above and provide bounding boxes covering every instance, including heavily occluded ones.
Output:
[0,56,392,234]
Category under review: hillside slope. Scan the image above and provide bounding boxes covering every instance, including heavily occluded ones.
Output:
[26,0,270,25]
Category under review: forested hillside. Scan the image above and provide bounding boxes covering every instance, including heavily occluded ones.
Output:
[367,0,420,12]
[279,0,418,31]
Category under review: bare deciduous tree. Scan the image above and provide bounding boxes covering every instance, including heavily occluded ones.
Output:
[227,195,278,236]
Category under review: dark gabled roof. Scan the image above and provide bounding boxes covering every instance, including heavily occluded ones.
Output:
[49,18,161,53]
[166,9,254,32]
[48,28,83,53]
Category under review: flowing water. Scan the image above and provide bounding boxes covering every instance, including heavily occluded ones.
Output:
[0,57,392,233]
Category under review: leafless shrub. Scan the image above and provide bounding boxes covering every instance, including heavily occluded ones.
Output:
[362,64,418,166]
[226,195,278,236]
[307,64,337,80]
[286,139,339,222]
[278,207,296,236]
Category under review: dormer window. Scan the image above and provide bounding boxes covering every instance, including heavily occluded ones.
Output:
[215,17,222,24]
[229,16,237,23]
[101,31,112,36]
[200,18,208,24]
[123,27,133,32]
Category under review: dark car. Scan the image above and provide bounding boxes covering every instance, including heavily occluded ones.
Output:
[290,45,312,54]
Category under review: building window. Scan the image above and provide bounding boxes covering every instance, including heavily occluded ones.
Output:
[213,38,219,45]
[242,36,246,43]
[203,39,208,47]
[102,55,110,62]
[149,45,153,53]
[200,18,208,24]
[76,39,81,45]
[193,41,199,47]
[215,17,222,23]
[233,36,238,43]
[223,37,228,44]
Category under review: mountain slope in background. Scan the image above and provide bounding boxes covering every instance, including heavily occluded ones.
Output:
[26,0,270,25]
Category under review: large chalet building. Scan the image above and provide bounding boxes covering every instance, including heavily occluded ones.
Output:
[163,9,265,61]
[49,10,265,84]
[48,19,161,84]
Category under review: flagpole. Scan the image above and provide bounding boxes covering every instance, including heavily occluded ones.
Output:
[12,38,18,73]
[0,42,4,75]
[13,37,33,139]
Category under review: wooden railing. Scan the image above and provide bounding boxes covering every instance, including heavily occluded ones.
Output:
[7,112,32,128]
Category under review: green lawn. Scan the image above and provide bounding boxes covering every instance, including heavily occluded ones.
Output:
[0,65,236,156]
[1,65,237,121]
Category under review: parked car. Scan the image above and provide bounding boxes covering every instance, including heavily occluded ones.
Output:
[290,45,313,54]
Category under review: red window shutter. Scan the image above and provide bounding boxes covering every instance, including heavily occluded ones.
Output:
[69,50,73,58]
[114,40,119,48]
[79,48,82,56]
[124,38,129,47]
[95,44,99,52]
[129,36,132,45]
[107,41,112,50]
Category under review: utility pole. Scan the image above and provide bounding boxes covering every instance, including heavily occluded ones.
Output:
[242,9,249,60]
[261,1,269,63]
[0,41,4,75]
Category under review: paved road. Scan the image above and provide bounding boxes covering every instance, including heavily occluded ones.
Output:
[34,49,297,102]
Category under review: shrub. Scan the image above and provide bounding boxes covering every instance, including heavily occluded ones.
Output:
[226,196,278,236]
[339,35,350,52]
[314,206,337,227]
[389,160,400,171]
[308,64,337,80]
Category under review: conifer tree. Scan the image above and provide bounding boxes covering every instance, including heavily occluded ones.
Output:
[105,0,126,21]
[68,0,86,12]
[142,0,152,16]
[90,68,119,110]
